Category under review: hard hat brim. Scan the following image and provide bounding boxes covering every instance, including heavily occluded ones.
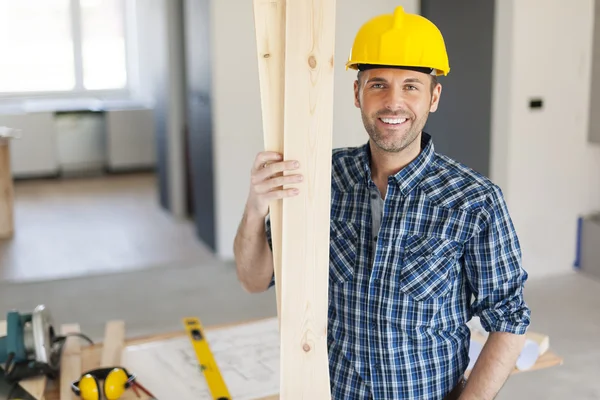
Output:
[346,61,449,76]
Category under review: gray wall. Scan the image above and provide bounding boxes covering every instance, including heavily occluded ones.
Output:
[184,0,217,251]
[138,0,170,209]
[421,0,495,176]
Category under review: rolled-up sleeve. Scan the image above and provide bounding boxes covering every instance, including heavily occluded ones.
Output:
[464,185,531,334]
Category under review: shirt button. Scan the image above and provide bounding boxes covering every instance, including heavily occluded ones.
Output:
[374,278,380,284]
[373,236,378,242]
[371,194,378,200]
[370,319,376,329]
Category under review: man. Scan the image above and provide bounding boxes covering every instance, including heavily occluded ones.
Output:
[233,6,530,400]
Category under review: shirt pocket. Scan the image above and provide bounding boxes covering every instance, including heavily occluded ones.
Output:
[329,220,358,284]
[399,234,461,301]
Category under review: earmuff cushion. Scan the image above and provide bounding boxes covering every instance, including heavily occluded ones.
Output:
[77,374,101,400]
[104,368,131,400]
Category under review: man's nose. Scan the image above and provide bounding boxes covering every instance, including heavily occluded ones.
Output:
[383,85,407,111]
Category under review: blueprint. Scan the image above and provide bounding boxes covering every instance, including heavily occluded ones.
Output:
[122,317,280,400]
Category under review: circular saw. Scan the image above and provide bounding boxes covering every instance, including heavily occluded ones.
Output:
[0,305,60,382]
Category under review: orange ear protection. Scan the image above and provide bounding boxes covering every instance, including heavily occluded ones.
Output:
[71,367,136,400]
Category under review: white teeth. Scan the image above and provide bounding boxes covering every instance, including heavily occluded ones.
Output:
[381,118,407,124]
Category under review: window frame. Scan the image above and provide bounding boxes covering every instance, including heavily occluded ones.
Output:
[0,0,139,102]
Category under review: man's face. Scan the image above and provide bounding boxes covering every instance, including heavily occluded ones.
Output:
[354,68,442,153]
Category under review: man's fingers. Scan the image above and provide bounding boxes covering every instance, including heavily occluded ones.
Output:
[253,151,283,171]
[265,187,300,199]
[253,173,303,194]
[255,160,300,182]
[248,152,301,211]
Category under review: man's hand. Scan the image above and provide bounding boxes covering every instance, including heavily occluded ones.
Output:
[246,151,303,219]
[233,151,303,293]
[459,331,527,400]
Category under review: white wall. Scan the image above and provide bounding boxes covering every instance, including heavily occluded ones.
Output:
[0,112,58,177]
[212,0,419,259]
[491,0,600,278]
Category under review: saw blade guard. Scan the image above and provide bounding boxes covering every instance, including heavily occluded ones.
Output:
[21,305,56,366]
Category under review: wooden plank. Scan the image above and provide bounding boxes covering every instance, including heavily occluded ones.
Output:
[59,324,82,400]
[0,139,14,239]
[513,350,563,374]
[253,0,286,329]
[100,320,125,367]
[280,0,336,397]
[19,374,47,399]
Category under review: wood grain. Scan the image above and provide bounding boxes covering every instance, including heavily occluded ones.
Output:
[0,140,14,239]
[6,376,46,399]
[59,324,82,400]
[100,320,125,367]
[280,0,336,398]
[253,0,286,330]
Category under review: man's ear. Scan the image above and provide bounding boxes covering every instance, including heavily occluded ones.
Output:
[354,80,360,108]
[429,83,442,113]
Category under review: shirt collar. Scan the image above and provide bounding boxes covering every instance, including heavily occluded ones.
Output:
[360,132,435,196]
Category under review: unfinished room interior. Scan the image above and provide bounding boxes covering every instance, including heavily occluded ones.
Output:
[0,0,598,399]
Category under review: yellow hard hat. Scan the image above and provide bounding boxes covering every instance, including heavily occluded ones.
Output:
[346,6,450,76]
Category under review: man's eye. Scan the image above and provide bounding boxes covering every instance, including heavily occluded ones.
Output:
[371,83,384,89]
[405,85,417,90]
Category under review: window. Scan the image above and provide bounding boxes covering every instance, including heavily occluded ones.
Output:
[0,0,133,95]
[80,0,127,90]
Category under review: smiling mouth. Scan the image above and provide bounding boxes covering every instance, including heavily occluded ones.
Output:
[379,117,408,125]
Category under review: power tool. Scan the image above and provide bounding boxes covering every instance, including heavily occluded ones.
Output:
[0,305,61,383]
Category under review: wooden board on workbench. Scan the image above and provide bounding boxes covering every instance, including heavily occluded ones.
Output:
[59,324,81,400]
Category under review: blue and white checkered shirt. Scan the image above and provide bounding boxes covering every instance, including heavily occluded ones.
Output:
[265,133,530,399]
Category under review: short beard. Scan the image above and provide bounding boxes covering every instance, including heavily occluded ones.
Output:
[361,107,429,153]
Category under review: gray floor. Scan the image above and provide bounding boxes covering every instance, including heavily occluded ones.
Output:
[1,262,598,399]
[0,173,212,282]
[498,271,600,400]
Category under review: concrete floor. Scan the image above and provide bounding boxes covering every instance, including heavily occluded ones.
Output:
[0,175,599,399]
[0,172,211,282]
[498,272,600,399]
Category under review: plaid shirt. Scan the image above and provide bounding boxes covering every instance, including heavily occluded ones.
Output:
[265,133,530,399]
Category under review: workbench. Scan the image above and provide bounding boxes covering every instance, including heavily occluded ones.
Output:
[5,317,562,400]
[42,318,281,400]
